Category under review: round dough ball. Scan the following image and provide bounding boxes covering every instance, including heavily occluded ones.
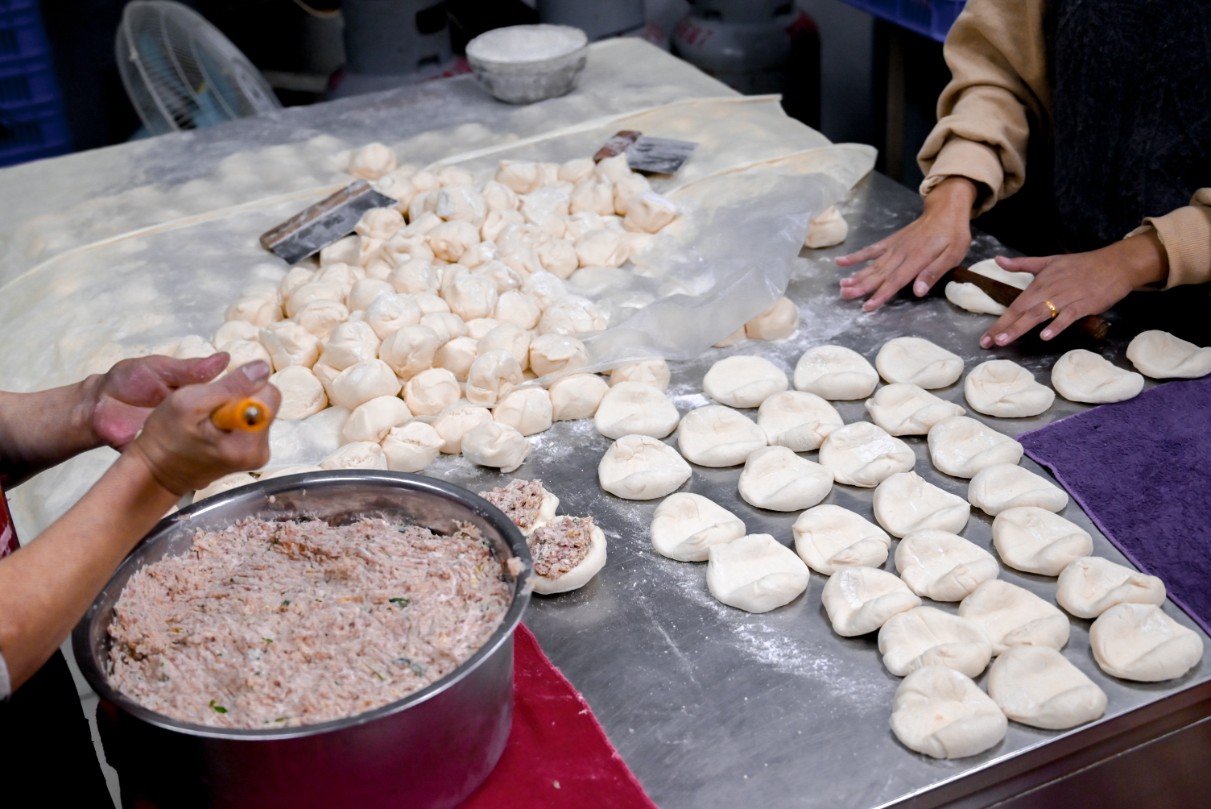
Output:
[597,434,692,500]
[803,206,848,249]
[872,471,970,538]
[348,278,395,312]
[401,367,461,416]
[967,463,1068,516]
[294,299,351,340]
[493,387,553,436]
[212,319,261,349]
[529,333,590,378]
[379,324,442,380]
[434,185,487,224]
[530,517,607,596]
[419,312,468,345]
[793,345,878,400]
[986,646,1107,730]
[879,607,993,678]
[224,339,273,371]
[756,391,843,451]
[865,383,965,436]
[347,142,397,180]
[193,472,257,502]
[650,492,746,562]
[320,441,389,470]
[390,258,440,294]
[890,666,1007,759]
[537,295,608,336]
[1090,603,1204,682]
[676,405,767,467]
[623,190,678,234]
[269,366,328,420]
[608,359,671,390]
[548,373,609,421]
[365,293,424,340]
[478,323,532,370]
[341,395,411,444]
[896,530,999,602]
[261,320,321,370]
[329,359,402,410]
[959,579,1070,655]
[461,421,530,473]
[706,533,809,614]
[465,349,524,407]
[494,290,542,330]
[381,421,444,472]
[738,446,833,512]
[1126,329,1211,379]
[226,294,281,327]
[992,507,1093,576]
[818,422,915,487]
[964,360,1055,418]
[1055,556,1166,619]
[495,159,543,194]
[443,269,500,319]
[1051,349,1144,403]
[943,257,1032,315]
[792,504,891,575]
[703,355,789,408]
[594,381,680,439]
[319,320,380,371]
[927,416,1024,478]
[875,337,964,389]
[434,336,479,381]
[822,566,921,637]
[744,297,799,341]
[432,402,494,454]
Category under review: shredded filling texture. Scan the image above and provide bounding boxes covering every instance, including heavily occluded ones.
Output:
[529,516,594,579]
[106,516,511,729]
[481,478,548,533]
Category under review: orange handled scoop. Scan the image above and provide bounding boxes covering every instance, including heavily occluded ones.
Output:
[211,398,270,432]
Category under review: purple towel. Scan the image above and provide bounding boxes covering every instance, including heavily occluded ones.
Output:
[1019,375,1211,634]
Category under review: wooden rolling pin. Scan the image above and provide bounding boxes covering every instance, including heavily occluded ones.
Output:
[946,266,1110,342]
[211,398,271,432]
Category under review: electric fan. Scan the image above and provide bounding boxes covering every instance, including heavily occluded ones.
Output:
[115,1,282,136]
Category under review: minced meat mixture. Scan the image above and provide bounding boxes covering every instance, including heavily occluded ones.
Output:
[529,516,594,579]
[481,479,550,534]
[106,516,511,729]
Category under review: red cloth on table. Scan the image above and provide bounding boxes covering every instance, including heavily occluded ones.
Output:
[461,624,658,809]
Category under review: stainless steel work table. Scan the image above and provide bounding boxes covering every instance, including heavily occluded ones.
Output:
[2,38,1207,809]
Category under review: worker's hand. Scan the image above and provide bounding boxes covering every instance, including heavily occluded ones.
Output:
[837,177,977,311]
[125,361,280,496]
[979,233,1169,348]
[85,353,231,450]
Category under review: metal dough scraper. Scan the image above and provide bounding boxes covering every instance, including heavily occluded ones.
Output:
[259,180,397,265]
[593,130,697,176]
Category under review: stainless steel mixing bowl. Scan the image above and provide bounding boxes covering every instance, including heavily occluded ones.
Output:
[72,470,531,809]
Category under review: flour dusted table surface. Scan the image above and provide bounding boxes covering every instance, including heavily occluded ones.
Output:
[1,39,1207,809]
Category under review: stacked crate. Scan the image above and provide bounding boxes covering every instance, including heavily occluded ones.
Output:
[0,0,71,167]
[843,0,967,42]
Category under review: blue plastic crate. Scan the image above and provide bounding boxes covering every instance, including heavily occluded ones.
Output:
[0,97,71,166]
[0,54,59,107]
[929,0,967,40]
[840,0,967,42]
[0,0,46,65]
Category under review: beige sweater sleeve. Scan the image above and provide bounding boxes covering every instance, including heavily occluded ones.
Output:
[917,0,1051,214]
[1130,189,1211,289]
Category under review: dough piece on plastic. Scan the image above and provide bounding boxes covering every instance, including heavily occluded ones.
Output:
[793,345,879,400]
[341,395,411,444]
[494,387,553,436]
[608,359,671,390]
[986,646,1107,730]
[432,402,494,454]
[381,421,444,472]
[378,324,442,380]
[992,507,1093,576]
[594,381,680,439]
[598,434,692,500]
[348,278,394,312]
[466,349,524,407]
[1051,349,1144,403]
[676,405,767,467]
[706,533,810,614]
[792,504,892,574]
[443,268,500,319]
[480,478,560,537]
[420,312,468,346]
[548,373,609,421]
[822,566,921,636]
[744,297,799,341]
[261,321,321,370]
[1126,330,1211,379]
[329,359,402,410]
[875,337,964,389]
[959,580,1070,655]
[964,360,1055,418]
[495,160,543,194]
[623,190,679,233]
[650,492,746,562]
[703,355,790,408]
[865,383,965,436]
[1055,556,1166,619]
[402,367,461,416]
[320,441,389,470]
[224,339,273,371]
[434,336,478,381]
[494,290,542,330]
[270,366,328,420]
[803,206,848,248]
[529,333,589,378]
[890,666,1007,759]
[895,530,999,602]
[294,300,351,341]
[478,323,532,370]
[461,421,530,473]
[927,416,1024,478]
[818,422,915,487]
[738,446,833,512]
[319,320,380,371]
[968,463,1068,516]
[530,516,607,595]
[347,142,397,179]
[943,257,1032,316]
[872,471,970,538]
[365,293,423,340]
[757,390,843,451]
[1090,603,1204,682]
[879,606,993,678]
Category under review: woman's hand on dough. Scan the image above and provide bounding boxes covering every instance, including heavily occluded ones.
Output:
[126,360,280,496]
[837,177,977,311]
[86,352,231,450]
[979,233,1169,348]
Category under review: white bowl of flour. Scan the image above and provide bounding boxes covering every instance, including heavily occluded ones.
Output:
[466,24,589,104]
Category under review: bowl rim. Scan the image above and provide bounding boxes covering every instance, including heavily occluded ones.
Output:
[71,469,532,740]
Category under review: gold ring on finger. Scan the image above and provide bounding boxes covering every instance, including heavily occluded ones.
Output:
[1044,299,1059,319]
